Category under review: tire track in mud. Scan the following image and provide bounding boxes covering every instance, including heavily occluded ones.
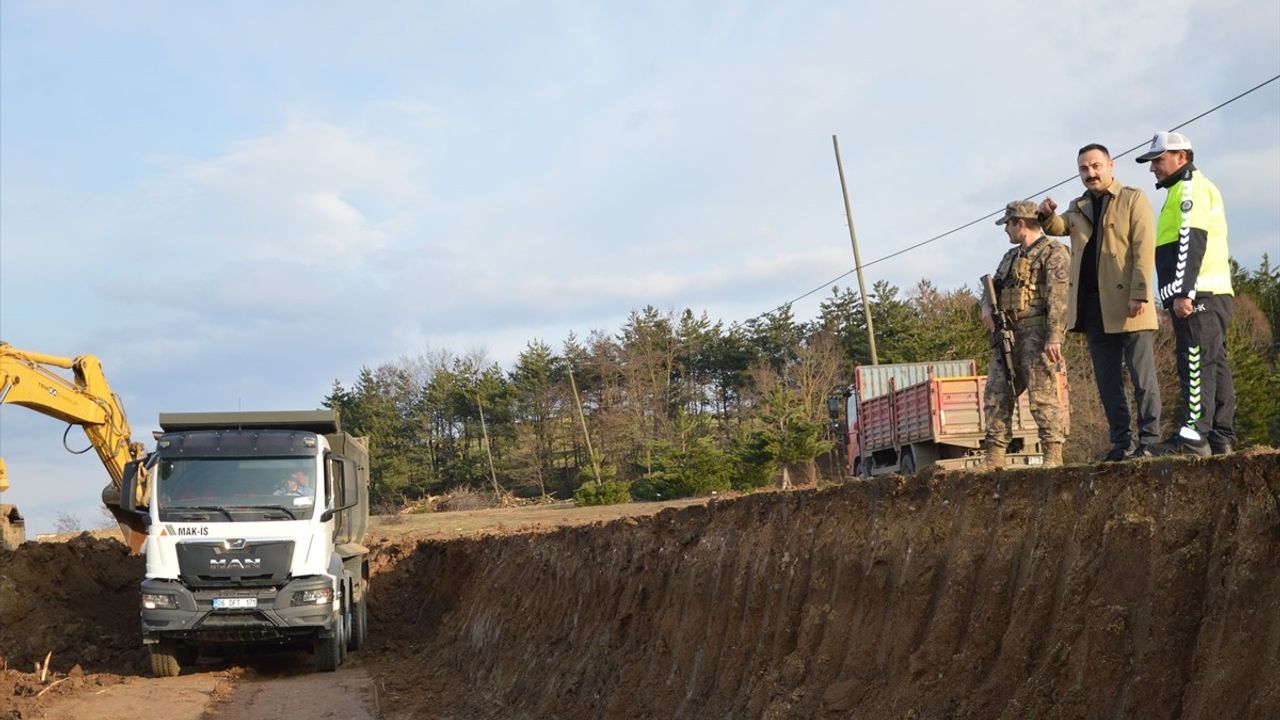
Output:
[364,452,1280,720]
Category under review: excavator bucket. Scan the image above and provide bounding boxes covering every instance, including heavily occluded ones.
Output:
[0,459,20,550]
[0,504,25,550]
[101,483,147,554]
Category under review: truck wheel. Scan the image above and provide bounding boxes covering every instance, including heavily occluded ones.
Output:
[900,452,916,475]
[348,595,368,651]
[314,629,342,672]
[339,604,350,665]
[149,641,182,678]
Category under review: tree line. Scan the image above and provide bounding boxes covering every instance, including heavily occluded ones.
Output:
[325,257,1280,509]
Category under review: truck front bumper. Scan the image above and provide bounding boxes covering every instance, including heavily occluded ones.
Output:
[141,576,338,644]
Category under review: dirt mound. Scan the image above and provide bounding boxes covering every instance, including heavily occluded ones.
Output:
[364,451,1280,719]
[2,454,1277,719]
[0,667,132,720]
[0,535,146,676]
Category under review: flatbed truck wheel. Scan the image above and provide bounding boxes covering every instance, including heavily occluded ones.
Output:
[900,451,916,475]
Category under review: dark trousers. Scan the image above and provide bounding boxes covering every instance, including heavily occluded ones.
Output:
[1171,294,1236,447]
[1086,327,1162,449]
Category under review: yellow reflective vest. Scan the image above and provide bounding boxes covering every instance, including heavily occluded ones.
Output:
[1154,164,1233,306]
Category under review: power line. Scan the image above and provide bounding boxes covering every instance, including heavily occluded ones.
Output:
[764,73,1280,318]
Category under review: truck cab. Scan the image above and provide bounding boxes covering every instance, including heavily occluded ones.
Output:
[122,410,369,676]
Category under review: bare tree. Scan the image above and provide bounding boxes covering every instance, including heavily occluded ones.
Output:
[54,512,82,534]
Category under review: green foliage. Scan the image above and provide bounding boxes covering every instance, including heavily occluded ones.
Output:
[727,428,776,490]
[1233,255,1280,349]
[1226,294,1280,446]
[574,480,631,506]
[577,450,617,485]
[630,427,734,501]
[908,281,990,361]
[316,257,1280,509]
[1229,257,1280,446]
[758,385,833,466]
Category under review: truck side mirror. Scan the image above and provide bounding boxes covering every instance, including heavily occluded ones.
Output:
[122,461,140,512]
[320,457,359,523]
[119,460,153,525]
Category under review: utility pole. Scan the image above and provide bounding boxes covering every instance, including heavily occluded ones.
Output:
[566,361,603,485]
[833,134,879,365]
[475,389,503,501]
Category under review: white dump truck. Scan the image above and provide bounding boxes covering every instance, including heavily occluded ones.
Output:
[120,410,369,676]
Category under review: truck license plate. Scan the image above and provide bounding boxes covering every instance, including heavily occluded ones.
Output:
[213,597,257,609]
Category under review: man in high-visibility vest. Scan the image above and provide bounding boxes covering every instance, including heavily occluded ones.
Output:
[1137,131,1235,457]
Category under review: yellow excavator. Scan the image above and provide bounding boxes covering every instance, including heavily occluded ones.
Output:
[0,342,151,552]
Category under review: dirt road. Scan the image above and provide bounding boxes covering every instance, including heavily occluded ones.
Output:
[4,451,1278,719]
[1,664,377,720]
[0,496,705,719]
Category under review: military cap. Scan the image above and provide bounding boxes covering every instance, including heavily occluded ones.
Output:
[995,200,1039,226]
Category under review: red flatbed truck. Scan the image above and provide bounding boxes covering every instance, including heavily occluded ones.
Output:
[837,360,1069,476]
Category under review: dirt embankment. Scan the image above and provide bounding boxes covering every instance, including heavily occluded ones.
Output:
[365,451,1280,719]
[2,452,1277,719]
[0,536,146,675]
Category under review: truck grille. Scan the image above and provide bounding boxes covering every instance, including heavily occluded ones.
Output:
[176,540,294,588]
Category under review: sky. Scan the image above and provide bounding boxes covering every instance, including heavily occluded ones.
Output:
[2,1,1278,535]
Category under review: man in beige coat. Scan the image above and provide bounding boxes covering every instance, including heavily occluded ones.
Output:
[1040,143,1161,461]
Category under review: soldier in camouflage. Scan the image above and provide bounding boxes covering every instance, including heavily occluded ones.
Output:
[980,200,1072,468]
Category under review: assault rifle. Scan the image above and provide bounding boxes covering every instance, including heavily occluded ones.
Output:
[981,274,1016,387]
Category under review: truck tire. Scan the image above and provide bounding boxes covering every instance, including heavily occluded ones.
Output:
[900,452,916,475]
[315,597,346,673]
[339,603,350,665]
[348,594,368,651]
[149,641,182,678]
[314,628,342,672]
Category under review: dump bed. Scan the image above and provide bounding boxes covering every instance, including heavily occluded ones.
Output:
[855,361,980,452]
[854,361,1066,457]
[853,360,977,401]
[159,410,340,434]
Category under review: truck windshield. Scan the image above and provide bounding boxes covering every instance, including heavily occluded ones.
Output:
[156,457,317,519]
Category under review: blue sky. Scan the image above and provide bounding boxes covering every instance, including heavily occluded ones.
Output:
[2,1,1278,534]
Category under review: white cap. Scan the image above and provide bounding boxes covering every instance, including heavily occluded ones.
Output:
[1136,131,1193,163]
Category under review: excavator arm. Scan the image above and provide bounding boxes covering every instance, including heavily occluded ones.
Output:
[0,343,150,551]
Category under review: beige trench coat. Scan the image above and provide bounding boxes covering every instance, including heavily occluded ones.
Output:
[1042,178,1157,333]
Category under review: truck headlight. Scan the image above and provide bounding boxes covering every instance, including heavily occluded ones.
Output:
[142,592,178,610]
[291,588,333,606]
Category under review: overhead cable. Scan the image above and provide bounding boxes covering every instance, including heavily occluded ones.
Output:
[763,73,1280,318]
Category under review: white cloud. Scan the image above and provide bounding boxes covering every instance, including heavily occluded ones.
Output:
[2,0,1278,532]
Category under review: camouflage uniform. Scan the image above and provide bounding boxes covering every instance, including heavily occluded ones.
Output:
[982,206,1071,457]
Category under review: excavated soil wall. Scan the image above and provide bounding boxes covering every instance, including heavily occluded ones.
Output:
[367,452,1280,719]
[1,453,1277,719]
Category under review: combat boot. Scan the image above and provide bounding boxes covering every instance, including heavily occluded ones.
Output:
[1042,442,1064,468]
[980,444,1006,471]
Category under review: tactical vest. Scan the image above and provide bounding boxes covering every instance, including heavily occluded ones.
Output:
[995,237,1051,319]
